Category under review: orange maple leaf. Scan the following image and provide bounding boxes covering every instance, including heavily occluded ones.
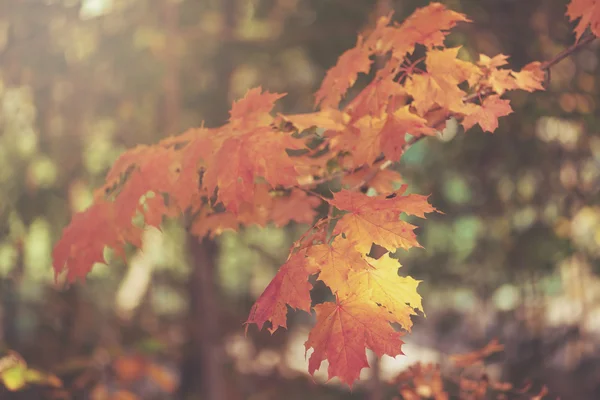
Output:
[306,237,372,290]
[341,114,387,166]
[202,128,301,213]
[511,61,545,92]
[462,95,513,133]
[344,77,407,122]
[202,137,256,212]
[314,38,372,109]
[169,128,214,211]
[230,87,286,126]
[379,107,436,161]
[52,201,127,283]
[305,293,404,386]
[245,250,317,333]
[476,54,519,95]
[333,106,433,166]
[100,145,149,188]
[478,54,509,69]
[329,190,436,254]
[567,0,600,40]
[281,109,349,132]
[269,189,321,227]
[396,3,470,50]
[342,168,403,195]
[365,3,469,59]
[192,185,320,237]
[406,47,481,115]
[204,88,302,212]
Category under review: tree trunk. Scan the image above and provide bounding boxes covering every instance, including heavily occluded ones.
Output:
[179,236,226,399]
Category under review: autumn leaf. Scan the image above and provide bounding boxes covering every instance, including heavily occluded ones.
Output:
[306,237,372,290]
[281,109,349,132]
[567,0,600,40]
[192,185,320,237]
[334,106,433,166]
[462,95,513,133]
[512,61,545,92]
[345,253,422,330]
[52,201,129,283]
[342,168,403,195]
[315,38,372,109]
[202,137,255,212]
[379,107,436,161]
[365,3,469,59]
[102,145,152,188]
[305,293,404,386]
[307,238,422,331]
[202,127,301,213]
[230,87,286,126]
[344,78,407,121]
[245,250,317,333]
[269,189,321,226]
[405,47,481,115]
[396,3,470,50]
[478,54,509,69]
[476,54,519,95]
[170,128,214,211]
[328,190,437,254]
[485,69,518,96]
[340,114,386,166]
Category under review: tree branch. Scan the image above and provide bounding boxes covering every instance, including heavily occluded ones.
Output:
[540,33,596,71]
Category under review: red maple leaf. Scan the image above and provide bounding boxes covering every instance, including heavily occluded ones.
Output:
[230,87,286,125]
[567,0,600,40]
[245,250,317,333]
[305,293,405,387]
[52,201,128,283]
[328,190,436,254]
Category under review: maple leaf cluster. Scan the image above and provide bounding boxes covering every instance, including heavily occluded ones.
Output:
[52,1,596,386]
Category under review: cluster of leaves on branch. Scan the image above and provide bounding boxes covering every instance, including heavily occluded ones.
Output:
[52,1,598,386]
[394,340,548,400]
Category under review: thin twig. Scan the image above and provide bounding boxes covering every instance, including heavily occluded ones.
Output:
[540,33,596,70]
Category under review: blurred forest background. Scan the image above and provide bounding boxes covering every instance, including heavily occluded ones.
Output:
[0,0,599,399]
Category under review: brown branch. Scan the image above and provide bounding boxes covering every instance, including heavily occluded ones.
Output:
[540,33,596,70]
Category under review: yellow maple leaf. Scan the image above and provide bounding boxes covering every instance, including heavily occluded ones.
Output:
[344,253,422,330]
[306,237,371,290]
[406,48,480,115]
